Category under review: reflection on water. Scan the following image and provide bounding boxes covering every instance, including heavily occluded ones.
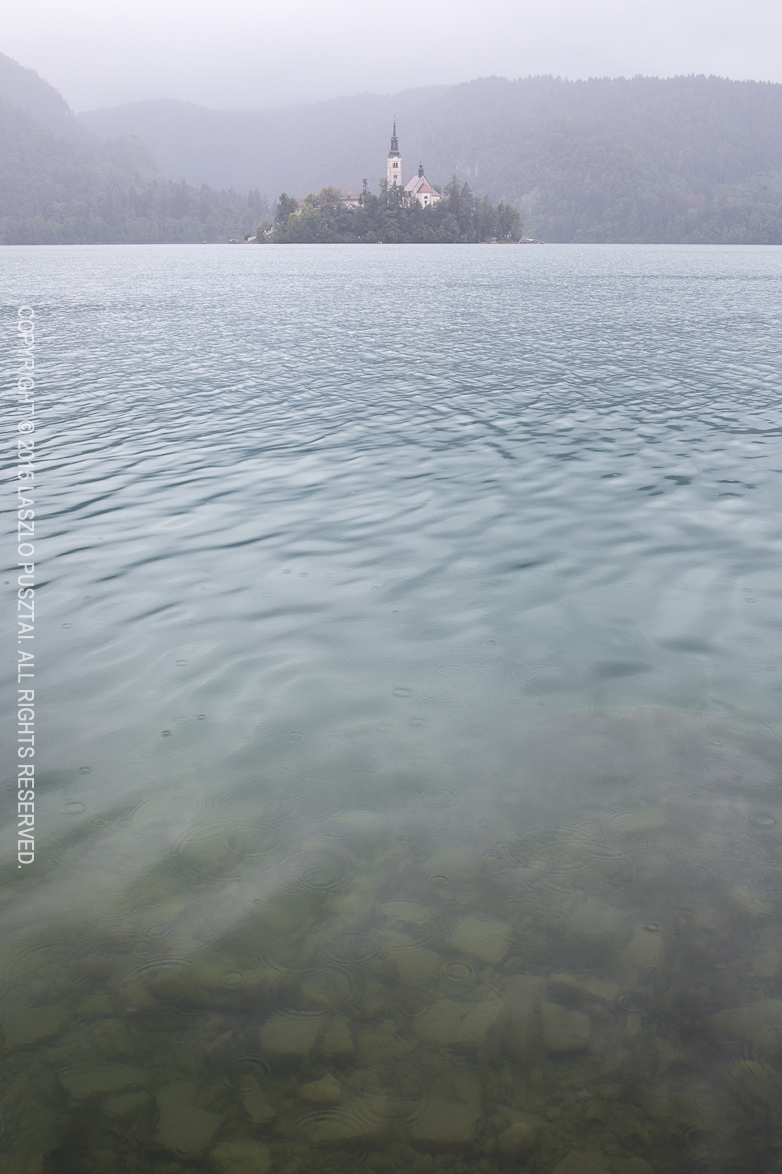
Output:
[2,243,782,1172]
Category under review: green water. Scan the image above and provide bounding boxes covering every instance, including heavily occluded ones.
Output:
[2,244,782,1173]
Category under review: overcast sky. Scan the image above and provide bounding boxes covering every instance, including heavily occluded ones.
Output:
[4,0,782,112]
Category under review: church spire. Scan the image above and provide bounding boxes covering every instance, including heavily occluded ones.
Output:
[388,120,400,159]
[387,119,402,187]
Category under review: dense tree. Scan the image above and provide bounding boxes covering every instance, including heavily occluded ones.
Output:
[264,181,523,244]
[247,187,265,215]
[275,192,298,225]
[415,75,782,243]
[0,61,269,244]
[77,73,782,243]
[8,48,782,245]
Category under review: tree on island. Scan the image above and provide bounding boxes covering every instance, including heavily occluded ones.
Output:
[275,192,298,222]
[263,177,522,243]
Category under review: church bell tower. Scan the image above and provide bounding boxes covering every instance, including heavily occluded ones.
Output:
[387,120,402,188]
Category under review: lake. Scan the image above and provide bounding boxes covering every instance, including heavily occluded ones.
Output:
[2,242,782,1173]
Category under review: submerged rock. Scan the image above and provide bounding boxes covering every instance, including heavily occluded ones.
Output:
[713,999,782,1056]
[356,1020,416,1063]
[3,1005,67,1049]
[612,1161,655,1174]
[729,884,774,917]
[449,915,511,965]
[171,831,239,876]
[496,1116,542,1156]
[309,1094,389,1145]
[87,1018,135,1058]
[76,993,113,1016]
[156,1083,223,1155]
[541,1003,591,1053]
[259,1012,320,1060]
[620,926,665,976]
[381,900,432,926]
[378,930,442,984]
[558,897,629,950]
[298,1073,341,1103]
[146,958,273,1011]
[503,975,545,1061]
[552,1152,611,1174]
[751,926,782,978]
[319,1015,355,1062]
[60,1063,146,1100]
[102,1091,150,1118]
[413,996,504,1048]
[410,1099,480,1148]
[5,1159,48,1174]
[550,972,619,1006]
[238,1077,277,1125]
[729,1058,779,1108]
[396,948,443,985]
[608,809,667,833]
[210,1140,272,1174]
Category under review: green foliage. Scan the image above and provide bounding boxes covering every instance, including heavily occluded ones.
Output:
[0,49,80,138]
[0,65,268,244]
[416,75,782,243]
[9,51,782,245]
[76,73,782,244]
[264,182,522,244]
[275,192,298,226]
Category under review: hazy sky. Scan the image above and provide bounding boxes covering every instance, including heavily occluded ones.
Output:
[4,0,782,112]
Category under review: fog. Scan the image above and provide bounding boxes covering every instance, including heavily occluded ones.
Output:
[2,0,781,113]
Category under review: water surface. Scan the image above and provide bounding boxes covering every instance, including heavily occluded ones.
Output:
[2,243,782,1173]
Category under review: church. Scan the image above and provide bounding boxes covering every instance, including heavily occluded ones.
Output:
[386,123,441,209]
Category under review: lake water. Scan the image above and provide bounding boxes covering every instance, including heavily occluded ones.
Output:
[2,242,782,1174]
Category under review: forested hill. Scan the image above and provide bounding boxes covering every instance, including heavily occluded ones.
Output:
[0,50,84,137]
[0,52,265,244]
[5,52,782,244]
[417,75,782,243]
[82,74,782,243]
[79,87,450,201]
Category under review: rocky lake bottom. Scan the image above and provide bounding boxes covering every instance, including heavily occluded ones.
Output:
[3,241,782,1173]
[4,708,782,1174]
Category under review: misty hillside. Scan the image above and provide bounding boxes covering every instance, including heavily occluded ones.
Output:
[81,74,782,243]
[0,50,85,138]
[78,87,450,199]
[418,75,782,242]
[0,52,265,244]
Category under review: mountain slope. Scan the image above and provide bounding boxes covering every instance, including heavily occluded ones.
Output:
[0,49,84,138]
[415,75,782,242]
[80,74,782,243]
[78,86,451,197]
[0,51,264,244]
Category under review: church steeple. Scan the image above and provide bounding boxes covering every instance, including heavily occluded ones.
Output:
[387,119,402,187]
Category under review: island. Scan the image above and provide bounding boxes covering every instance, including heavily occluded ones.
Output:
[257,125,523,244]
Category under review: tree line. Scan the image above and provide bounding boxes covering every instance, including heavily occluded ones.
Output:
[0,89,270,245]
[2,178,268,246]
[415,75,782,243]
[76,74,782,244]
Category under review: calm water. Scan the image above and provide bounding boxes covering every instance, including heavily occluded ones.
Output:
[2,243,782,1174]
